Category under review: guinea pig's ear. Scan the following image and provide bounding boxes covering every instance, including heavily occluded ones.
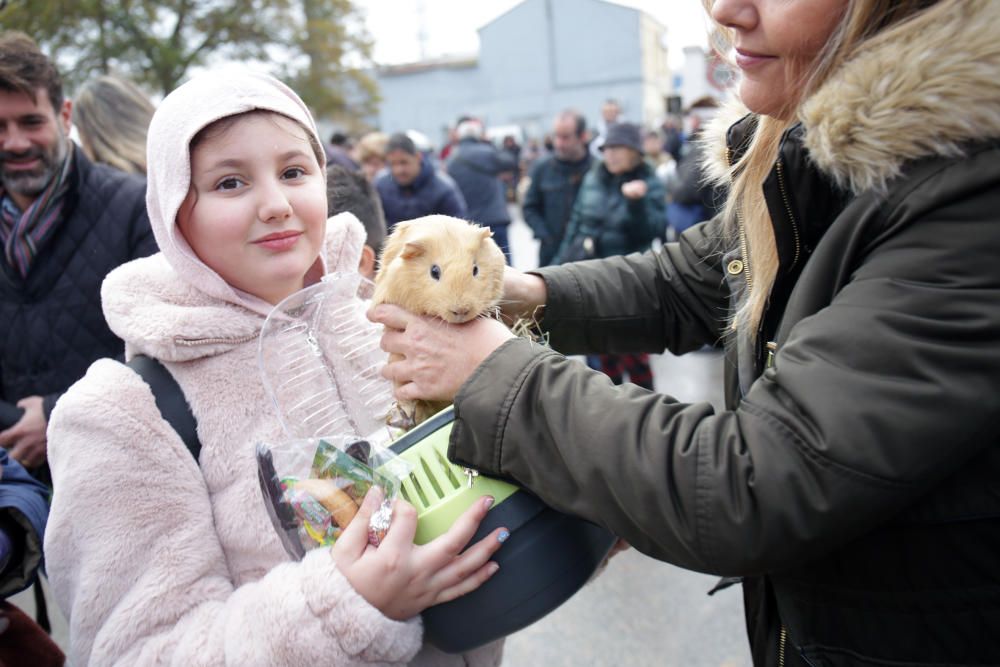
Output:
[401,241,426,260]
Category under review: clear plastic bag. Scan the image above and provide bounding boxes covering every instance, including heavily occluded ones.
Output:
[257,435,410,559]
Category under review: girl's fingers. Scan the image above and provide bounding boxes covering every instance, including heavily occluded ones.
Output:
[424,496,500,566]
[378,498,418,552]
[434,560,501,606]
[430,526,508,591]
[332,486,382,560]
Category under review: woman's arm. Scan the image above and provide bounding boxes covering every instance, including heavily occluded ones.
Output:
[447,171,1000,577]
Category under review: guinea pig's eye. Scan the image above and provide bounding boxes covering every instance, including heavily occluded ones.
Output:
[473,263,479,277]
[430,264,441,281]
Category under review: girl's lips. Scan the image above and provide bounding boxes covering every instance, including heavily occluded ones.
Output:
[734,49,777,70]
[253,230,302,251]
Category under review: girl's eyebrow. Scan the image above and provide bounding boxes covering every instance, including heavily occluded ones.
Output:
[201,149,311,173]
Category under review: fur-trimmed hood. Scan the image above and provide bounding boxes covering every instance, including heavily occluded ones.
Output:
[705,0,1000,194]
[145,68,329,317]
[101,212,367,363]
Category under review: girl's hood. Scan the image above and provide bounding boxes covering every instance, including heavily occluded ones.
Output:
[144,67,328,316]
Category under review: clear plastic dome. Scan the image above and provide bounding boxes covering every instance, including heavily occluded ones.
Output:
[258,272,395,443]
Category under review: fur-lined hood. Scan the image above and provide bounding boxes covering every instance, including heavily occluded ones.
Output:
[101,212,367,363]
[705,0,1000,194]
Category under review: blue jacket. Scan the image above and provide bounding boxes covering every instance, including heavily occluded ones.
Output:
[0,449,49,597]
[522,152,593,266]
[375,158,467,230]
[446,139,516,226]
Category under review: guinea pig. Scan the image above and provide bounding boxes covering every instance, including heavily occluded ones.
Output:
[372,215,506,427]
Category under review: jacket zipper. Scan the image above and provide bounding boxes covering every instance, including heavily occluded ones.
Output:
[726,147,754,293]
[778,624,788,667]
[175,333,259,346]
[773,159,802,269]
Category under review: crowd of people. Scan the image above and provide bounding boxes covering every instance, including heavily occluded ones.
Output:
[3,0,1000,664]
[326,97,720,393]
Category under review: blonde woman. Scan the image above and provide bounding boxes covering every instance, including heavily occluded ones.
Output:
[371,0,1000,664]
[72,74,154,174]
[354,131,389,182]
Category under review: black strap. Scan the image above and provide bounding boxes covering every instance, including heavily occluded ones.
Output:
[126,354,201,462]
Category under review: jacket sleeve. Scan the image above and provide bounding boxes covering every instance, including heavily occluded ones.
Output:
[449,178,1000,576]
[540,214,730,354]
[491,148,517,173]
[0,449,49,597]
[439,183,469,220]
[521,161,550,242]
[626,173,667,246]
[45,360,421,666]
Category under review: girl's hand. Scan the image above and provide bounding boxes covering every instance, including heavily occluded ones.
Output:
[367,305,514,403]
[331,490,507,620]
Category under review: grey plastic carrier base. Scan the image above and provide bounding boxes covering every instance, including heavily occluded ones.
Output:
[389,409,617,654]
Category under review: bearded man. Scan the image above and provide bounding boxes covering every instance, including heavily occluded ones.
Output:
[0,32,155,470]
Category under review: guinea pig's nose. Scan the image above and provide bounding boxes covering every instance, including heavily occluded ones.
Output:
[451,307,471,320]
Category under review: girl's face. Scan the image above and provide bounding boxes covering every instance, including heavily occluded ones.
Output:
[177,113,327,305]
[710,0,848,118]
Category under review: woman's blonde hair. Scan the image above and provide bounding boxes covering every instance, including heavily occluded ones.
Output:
[703,0,941,335]
[355,131,389,163]
[73,74,155,174]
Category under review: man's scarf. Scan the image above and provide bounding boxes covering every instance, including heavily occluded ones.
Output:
[0,149,74,278]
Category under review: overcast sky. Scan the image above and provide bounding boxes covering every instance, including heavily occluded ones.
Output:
[354,0,713,69]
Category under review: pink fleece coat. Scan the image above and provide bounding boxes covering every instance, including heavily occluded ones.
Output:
[43,69,503,667]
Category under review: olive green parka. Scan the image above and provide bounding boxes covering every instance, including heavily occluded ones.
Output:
[448,2,1000,664]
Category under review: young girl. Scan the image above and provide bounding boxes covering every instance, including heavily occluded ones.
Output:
[44,69,507,666]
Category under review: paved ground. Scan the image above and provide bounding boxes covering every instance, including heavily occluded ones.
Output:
[11,210,753,666]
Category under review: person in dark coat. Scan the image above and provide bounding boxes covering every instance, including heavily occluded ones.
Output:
[0,31,155,470]
[552,121,664,389]
[325,131,359,171]
[371,0,1000,664]
[374,132,467,232]
[522,110,592,267]
[445,119,516,262]
[0,449,47,599]
[666,96,723,235]
[0,449,62,666]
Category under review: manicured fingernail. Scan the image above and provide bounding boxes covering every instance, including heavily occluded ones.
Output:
[488,562,500,575]
[483,495,495,509]
[498,529,510,543]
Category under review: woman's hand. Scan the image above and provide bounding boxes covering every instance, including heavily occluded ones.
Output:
[499,266,548,323]
[331,490,508,620]
[368,305,515,403]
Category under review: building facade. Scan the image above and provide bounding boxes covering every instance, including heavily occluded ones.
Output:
[375,0,675,148]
